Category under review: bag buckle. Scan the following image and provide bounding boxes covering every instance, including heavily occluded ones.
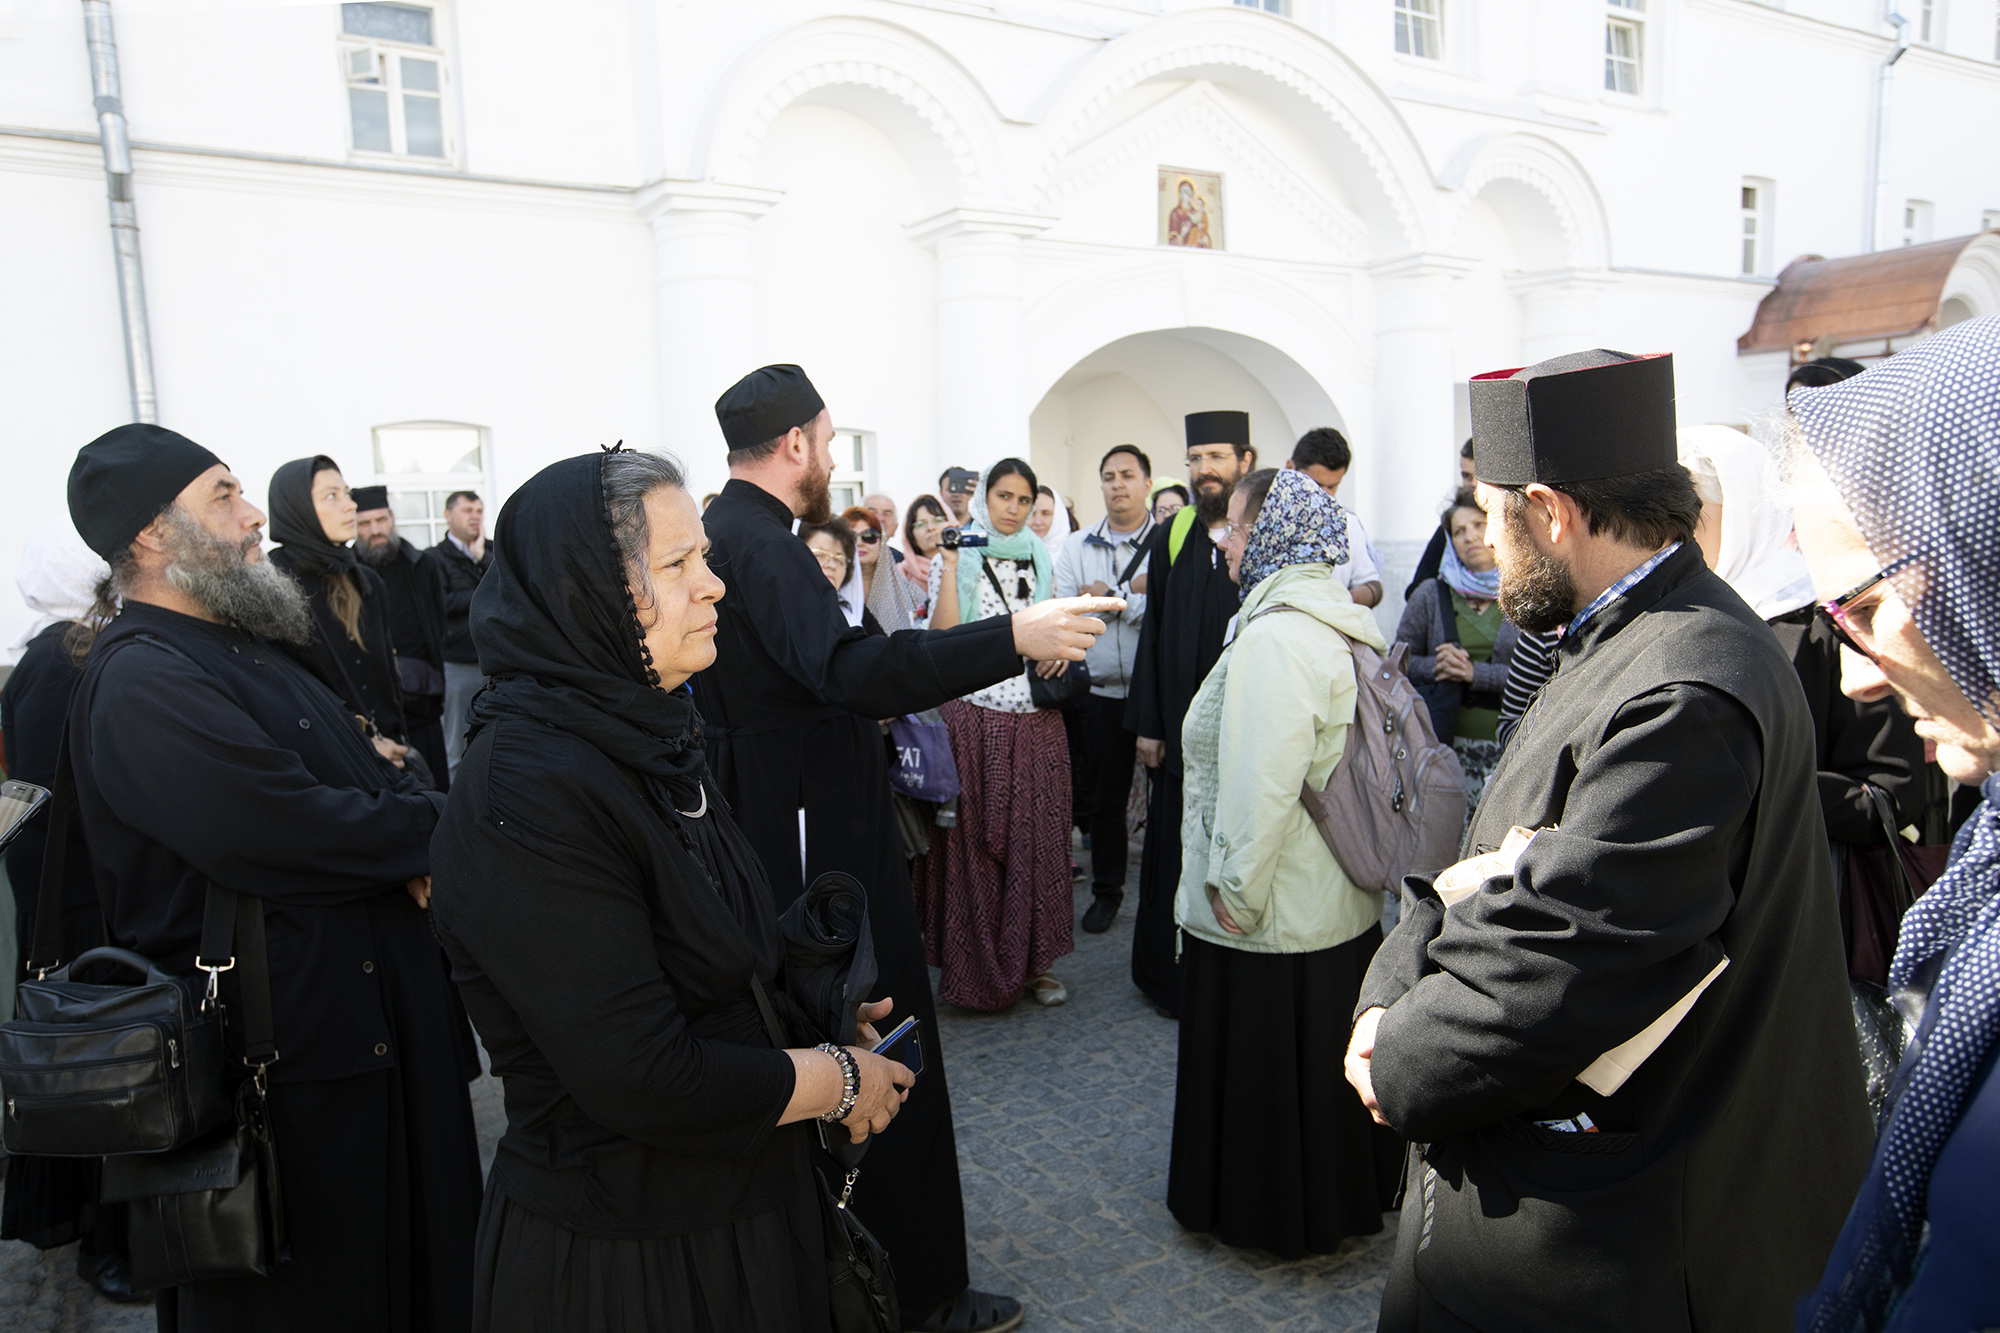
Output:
[838,1167,859,1210]
[196,955,235,1011]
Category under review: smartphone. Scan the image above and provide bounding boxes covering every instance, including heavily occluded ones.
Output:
[943,467,978,496]
[0,780,51,852]
[870,1016,924,1082]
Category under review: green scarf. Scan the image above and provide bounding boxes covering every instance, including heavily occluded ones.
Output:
[955,462,1052,620]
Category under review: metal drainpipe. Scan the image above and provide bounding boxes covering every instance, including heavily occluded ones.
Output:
[1869,12,1912,253]
[82,0,158,423]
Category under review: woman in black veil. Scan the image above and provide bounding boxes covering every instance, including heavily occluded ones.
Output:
[429,448,913,1331]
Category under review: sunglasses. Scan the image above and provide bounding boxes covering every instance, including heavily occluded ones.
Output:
[855,529,881,545]
[1817,551,1920,663]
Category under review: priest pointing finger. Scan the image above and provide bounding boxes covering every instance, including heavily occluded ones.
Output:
[693,364,1119,1333]
[1345,351,1872,1333]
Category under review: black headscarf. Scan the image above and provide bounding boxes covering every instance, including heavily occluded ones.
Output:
[466,451,707,812]
[268,455,362,577]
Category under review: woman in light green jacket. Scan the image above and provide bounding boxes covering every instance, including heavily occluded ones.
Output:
[1166,467,1402,1259]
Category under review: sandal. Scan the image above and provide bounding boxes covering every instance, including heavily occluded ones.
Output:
[1026,972,1068,1007]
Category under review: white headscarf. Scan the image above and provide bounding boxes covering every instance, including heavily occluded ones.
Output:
[1036,488,1072,557]
[12,519,108,652]
[1675,424,1816,619]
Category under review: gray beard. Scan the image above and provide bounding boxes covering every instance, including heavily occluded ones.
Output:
[158,508,314,645]
[356,536,400,569]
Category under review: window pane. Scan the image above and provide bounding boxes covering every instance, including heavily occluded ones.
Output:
[1743,238,1757,274]
[374,425,483,476]
[1741,185,1757,210]
[404,94,445,157]
[345,46,380,83]
[400,56,439,92]
[1609,0,1644,8]
[349,87,391,152]
[389,490,430,524]
[341,3,432,46]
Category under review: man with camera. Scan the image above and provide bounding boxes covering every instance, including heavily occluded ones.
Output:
[694,364,1121,1333]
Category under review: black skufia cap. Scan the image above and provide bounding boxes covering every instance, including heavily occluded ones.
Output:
[1185,411,1250,449]
[68,423,225,560]
[1469,350,1677,486]
[351,484,389,511]
[714,364,827,450]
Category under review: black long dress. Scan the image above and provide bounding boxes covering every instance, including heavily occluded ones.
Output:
[433,455,829,1332]
[1122,513,1238,1015]
[0,621,123,1263]
[1360,545,1874,1332]
[692,478,1023,1315]
[67,600,481,1332]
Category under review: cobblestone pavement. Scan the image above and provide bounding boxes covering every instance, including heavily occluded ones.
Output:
[1,839,1395,1331]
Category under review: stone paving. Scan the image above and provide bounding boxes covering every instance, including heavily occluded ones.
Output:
[0,839,1395,1331]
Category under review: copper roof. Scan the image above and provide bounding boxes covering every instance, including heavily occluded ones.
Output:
[1737,234,1983,353]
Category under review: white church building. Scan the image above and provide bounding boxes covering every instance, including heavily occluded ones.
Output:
[5,0,2000,650]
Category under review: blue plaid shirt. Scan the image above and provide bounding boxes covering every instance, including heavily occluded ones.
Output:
[1562,542,1682,639]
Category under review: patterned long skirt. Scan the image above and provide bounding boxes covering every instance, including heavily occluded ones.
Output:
[912,700,1075,1012]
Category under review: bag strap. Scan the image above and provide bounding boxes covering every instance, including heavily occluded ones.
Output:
[1167,505,1198,565]
[1862,784,1917,915]
[1435,577,1461,646]
[748,972,788,1049]
[26,723,76,977]
[1116,531,1152,587]
[198,883,278,1072]
[980,559,1012,611]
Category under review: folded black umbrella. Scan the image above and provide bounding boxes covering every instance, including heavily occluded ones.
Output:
[778,871,879,1049]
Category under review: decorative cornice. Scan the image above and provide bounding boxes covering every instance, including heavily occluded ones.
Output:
[635,177,785,222]
[904,207,1059,246]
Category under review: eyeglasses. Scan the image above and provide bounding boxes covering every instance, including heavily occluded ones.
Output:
[811,552,847,573]
[1223,522,1251,542]
[1817,551,1919,663]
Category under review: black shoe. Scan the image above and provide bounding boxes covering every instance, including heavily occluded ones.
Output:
[1154,1003,1179,1020]
[906,1288,1025,1333]
[1081,896,1121,934]
[76,1249,148,1304]
[1071,861,1086,881]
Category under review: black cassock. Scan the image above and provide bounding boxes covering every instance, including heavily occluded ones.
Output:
[1359,545,1873,1333]
[67,601,481,1332]
[372,536,454,788]
[1123,515,1238,1014]
[692,478,1022,1314]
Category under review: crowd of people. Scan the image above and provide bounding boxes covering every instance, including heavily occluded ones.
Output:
[1,321,1997,1333]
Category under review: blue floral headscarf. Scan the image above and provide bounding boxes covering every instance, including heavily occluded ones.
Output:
[1794,315,2000,1333]
[1236,468,1348,603]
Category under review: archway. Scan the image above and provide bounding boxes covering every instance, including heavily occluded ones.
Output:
[1028,328,1344,528]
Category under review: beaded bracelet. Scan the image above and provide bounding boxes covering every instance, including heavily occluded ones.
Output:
[816,1042,860,1124]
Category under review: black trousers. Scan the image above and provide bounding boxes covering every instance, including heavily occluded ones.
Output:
[1076,694,1138,899]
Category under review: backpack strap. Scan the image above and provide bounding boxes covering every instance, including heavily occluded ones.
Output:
[1167,505,1199,566]
[26,724,76,977]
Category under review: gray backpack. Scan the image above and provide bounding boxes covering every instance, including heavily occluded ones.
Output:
[1247,607,1467,893]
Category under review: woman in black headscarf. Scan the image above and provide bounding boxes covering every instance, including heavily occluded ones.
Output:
[429,448,914,1332]
[268,456,413,768]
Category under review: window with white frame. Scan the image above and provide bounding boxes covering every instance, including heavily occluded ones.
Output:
[372,422,488,548]
[1740,179,1773,276]
[1395,0,1444,59]
[1915,0,1938,45]
[1903,200,1935,247]
[1232,0,1289,14]
[1984,209,2000,232]
[1605,0,1644,96]
[340,3,451,160]
[828,429,872,515]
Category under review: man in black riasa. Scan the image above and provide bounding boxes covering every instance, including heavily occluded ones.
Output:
[1124,410,1255,1017]
[63,424,481,1332]
[1343,352,1872,1333]
[421,489,489,775]
[695,365,1121,1333]
[354,485,452,788]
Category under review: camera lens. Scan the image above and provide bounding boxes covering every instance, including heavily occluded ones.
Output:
[940,527,961,549]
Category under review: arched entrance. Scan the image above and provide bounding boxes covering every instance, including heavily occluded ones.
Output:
[1028,328,1344,527]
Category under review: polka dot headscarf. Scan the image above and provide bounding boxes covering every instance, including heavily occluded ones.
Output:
[1794,315,2000,1331]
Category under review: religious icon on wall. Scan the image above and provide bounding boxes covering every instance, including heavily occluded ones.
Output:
[1159,168,1223,250]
